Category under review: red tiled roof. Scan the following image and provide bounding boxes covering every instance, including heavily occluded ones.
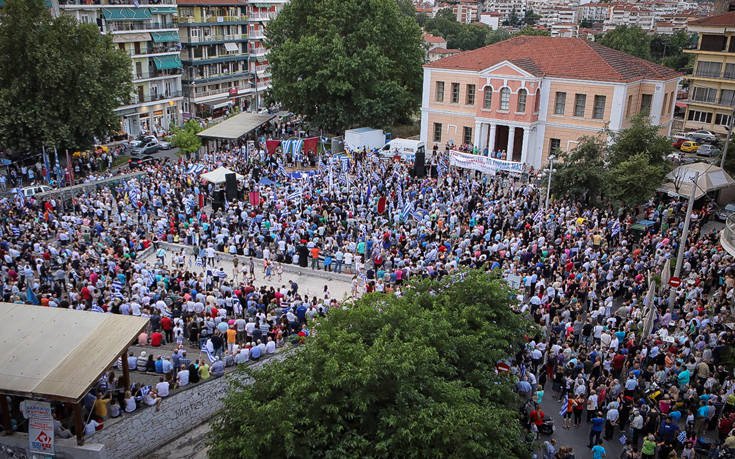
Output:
[423,33,446,44]
[425,36,681,82]
[429,48,461,55]
[689,11,735,27]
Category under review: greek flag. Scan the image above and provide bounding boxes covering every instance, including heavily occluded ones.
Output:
[278,165,288,177]
[184,196,196,214]
[195,257,204,267]
[139,385,151,397]
[677,430,686,443]
[559,394,568,417]
[15,188,25,207]
[91,304,105,313]
[292,139,304,155]
[340,157,349,172]
[187,164,205,175]
[611,220,621,238]
[200,344,216,363]
[286,188,302,203]
[282,139,293,155]
[401,200,414,221]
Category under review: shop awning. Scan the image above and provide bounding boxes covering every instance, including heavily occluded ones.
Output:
[153,55,183,70]
[148,6,177,14]
[112,32,152,43]
[208,100,234,110]
[224,42,240,52]
[102,8,152,21]
[198,112,276,140]
[150,31,180,43]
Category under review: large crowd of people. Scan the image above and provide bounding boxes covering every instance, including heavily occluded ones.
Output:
[1,129,734,457]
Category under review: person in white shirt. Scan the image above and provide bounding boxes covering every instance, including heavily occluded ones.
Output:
[156,377,170,397]
[124,391,136,413]
[265,337,276,354]
[176,366,190,387]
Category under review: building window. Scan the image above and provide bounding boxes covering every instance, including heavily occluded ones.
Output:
[699,34,726,52]
[661,93,669,116]
[720,89,735,106]
[573,94,586,117]
[692,87,718,103]
[695,61,722,78]
[433,122,443,142]
[640,94,652,116]
[725,63,735,80]
[517,89,527,113]
[451,83,460,103]
[435,81,444,102]
[626,95,633,118]
[592,95,606,119]
[716,113,732,126]
[499,87,510,111]
[463,126,472,145]
[554,92,566,115]
[687,110,713,123]
[483,87,492,110]
[466,84,476,105]
[549,138,561,153]
[534,89,540,113]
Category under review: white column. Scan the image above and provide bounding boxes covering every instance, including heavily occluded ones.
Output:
[507,126,516,160]
[488,123,496,153]
[520,128,530,164]
[474,121,482,148]
[479,123,488,153]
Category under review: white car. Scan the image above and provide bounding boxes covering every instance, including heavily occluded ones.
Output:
[688,130,717,143]
[716,203,735,221]
[8,185,52,198]
[696,144,721,157]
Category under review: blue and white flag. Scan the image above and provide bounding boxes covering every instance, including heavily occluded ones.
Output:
[559,394,568,417]
[401,200,414,221]
[292,139,304,155]
[286,188,303,203]
[611,220,621,238]
[91,305,105,313]
[26,284,39,305]
[200,344,216,363]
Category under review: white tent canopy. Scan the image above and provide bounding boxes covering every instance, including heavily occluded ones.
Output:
[657,162,735,200]
[197,112,276,140]
[200,166,244,184]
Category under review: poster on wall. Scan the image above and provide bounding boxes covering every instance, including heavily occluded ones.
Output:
[24,400,54,457]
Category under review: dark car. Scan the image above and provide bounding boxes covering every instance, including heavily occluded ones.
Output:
[128,155,158,170]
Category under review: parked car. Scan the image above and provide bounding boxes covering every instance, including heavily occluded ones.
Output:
[129,135,156,148]
[7,185,52,198]
[132,140,161,156]
[688,130,717,143]
[158,139,172,150]
[680,140,700,153]
[716,203,735,221]
[672,135,693,149]
[696,144,721,157]
[128,155,158,170]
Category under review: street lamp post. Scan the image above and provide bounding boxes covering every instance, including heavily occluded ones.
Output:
[668,171,700,307]
[544,154,556,210]
[721,108,735,169]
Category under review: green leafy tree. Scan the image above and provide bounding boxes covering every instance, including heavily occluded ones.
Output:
[209,271,535,459]
[552,136,607,204]
[425,8,463,39]
[514,26,550,37]
[0,0,131,156]
[650,31,694,70]
[171,119,203,155]
[523,9,541,26]
[267,0,423,133]
[448,24,490,50]
[395,0,415,16]
[606,153,666,207]
[579,19,596,28]
[607,114,671,166]
[486,28,512,45]
[597,25,652,60]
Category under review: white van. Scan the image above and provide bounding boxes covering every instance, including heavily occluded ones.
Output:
[379,138,426,161]
[10,185,52,198]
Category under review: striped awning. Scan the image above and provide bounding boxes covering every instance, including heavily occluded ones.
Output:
[150,31,180,43]
[102,8,152,21]
[148,6,177,14]
[112,32,151,43]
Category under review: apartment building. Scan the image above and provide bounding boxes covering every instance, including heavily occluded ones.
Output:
[577,2,610,22]
[485,0,527,22]
[420,36,681,169]
[58,0,183,136]
[452,2,479,24]
[684,11,735,135]
[603,4,655,31]
[247,0,287,107]
[177,0,250,118]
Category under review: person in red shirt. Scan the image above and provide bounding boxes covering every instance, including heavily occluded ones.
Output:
[150,330,163,347]
[161,316,173,344]
[529,404,545,429]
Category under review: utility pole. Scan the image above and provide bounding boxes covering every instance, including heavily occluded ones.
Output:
[721,108,735,169]
[668,171,699,307]
[544,155,556,210]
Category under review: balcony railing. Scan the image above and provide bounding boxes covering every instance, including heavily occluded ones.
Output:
[177,16,248,25]
[249,13,277,21]
[184,34,246,44]
[134,69,182,80]
[695,70,723,78]
[690,94,718,104]
[124,90,183,105]
[249,47,267,56]
[248,30,266,39]
[182,53,248,65]
[60,0,175,5]
[106,22,177,32]
[129,45,180,56]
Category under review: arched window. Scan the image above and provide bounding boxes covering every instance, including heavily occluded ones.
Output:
[500,87,510,111]
[534,89,541,113]
[483,87,493,110]
[517,89,527,113]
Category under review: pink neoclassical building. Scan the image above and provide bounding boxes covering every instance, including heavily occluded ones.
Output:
[420,36,682,169]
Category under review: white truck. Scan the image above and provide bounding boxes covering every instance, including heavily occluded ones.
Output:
[344,127,385,152]
[378,138,426,162]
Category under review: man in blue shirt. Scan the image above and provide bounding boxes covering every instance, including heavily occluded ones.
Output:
[589,412,605,448]
[250,342,262,361]
[592,440,606,459]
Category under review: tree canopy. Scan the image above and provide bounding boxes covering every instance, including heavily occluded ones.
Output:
[209,271,535,459]
[266,0,423,133]
[597,26,652,60]
[552,115,670,207]
[171,119,203,155]
[598,26,694,70]
[0,0,132,156]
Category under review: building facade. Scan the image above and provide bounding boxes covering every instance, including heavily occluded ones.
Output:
[177,0,250,118]
[684,11,735,135]
[58,0,183,137]
[420,36,681,169]
[246,0,287,108]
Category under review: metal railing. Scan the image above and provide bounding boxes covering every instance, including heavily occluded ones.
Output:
[124,90,183,105]
[134,69,182,80]
[249,12,277,20]
[184,34,246,44]
[721,214,735,257]
[177,16,248,24]
[128,46,180,56]
[106,22,177,32]
[695,70,723,78]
